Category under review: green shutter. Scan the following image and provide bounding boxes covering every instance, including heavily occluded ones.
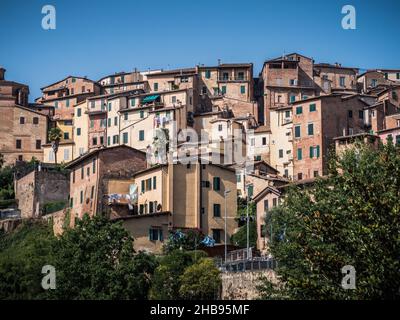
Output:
[141,180,145,193]
[221,86,226,94]
[310,146,313,158]
[297,148,302,160]
[213,177,220,191]
[240,85,245,94]
[316,145,320,158]
[153,176,156,189]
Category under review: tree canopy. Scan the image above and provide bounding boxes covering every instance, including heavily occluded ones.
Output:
[260,141,400,300]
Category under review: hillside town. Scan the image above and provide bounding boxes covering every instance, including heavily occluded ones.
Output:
[1,52,400,259]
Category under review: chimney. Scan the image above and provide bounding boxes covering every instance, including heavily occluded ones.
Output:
[0,67,5,80]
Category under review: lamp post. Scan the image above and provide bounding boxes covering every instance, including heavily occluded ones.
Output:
[224,189,231,266]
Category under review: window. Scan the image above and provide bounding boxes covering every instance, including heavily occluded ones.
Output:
[87,167,90,177]
[308,123,314,135]
[359,110,364,119]
[107,118,111,127]
[221,86,226,94]
[213,177,221,191]
[384,73,388,80]
[114,116,118,126]
[36,140,41,150]
[100,136,104,145]
[218,124,223,131]
[153,176,157,189]
[81,86,85,93]
[296,106,303,115]
[240,85,245,94]
[139,130,145,141]
[212,229,221,243]
[64,132,69,140]
[294,125,301,138]
[371,79,377,87]
[145,178,152,191]
[262,137,267,145]
[201,181,210,188]
[18,155,23,161]
[284,169,289,177]
[141,180,145,193]
[222,72,229,80]
[90,120,94,128]
[113,135,119,144]
[70,88,74,95]
[314,170,319,177]
[33,117,39,125]
[309,103,316,112]
[213,204,221,217]
[77,108,82,117]
[202,86,207,94]
[92,137,97,145]
[140,110,144,118]
[264,200,269,212]
[348,110,353,118]
[66,99,70,107]
[123,132,128,144]
[273,198,277,207]
[54,101,58,109]
[107,136,110,146]
[236,174,241,183]
[290,95,296,103]
[71,77,76,83]
[19,117,25,124]
[279,149,283,158]
[64,149,69,160]
[149,228,163,241]
[339,76,345,87]
[172,96,177,103]
[297,148,302,160]
[310,145,320,158]
[285,110,291,118]
[81,167,84,179]
[91,186,94,199]
[16,139,21,149]
[90,101,95,109]
[397,73,400,80]
[237,72,244,80]
[154,83,158,91]
[80,190,83,204]
[297,173,303,180]
[205,70,211,79]
[149,202,154,213]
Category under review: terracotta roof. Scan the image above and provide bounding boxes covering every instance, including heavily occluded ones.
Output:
[65,145,146,169]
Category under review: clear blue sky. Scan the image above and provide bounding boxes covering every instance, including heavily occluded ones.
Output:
[1,0,399,101]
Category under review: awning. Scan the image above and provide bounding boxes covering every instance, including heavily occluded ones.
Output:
[142,95,160,103]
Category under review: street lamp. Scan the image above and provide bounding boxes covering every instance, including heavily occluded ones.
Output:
[224,189,231,265]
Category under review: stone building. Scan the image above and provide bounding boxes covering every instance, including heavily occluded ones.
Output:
[0,67,50,165]
[107,162,238,253]
[65,145,147,224]
[291,94,376,180]
[14,164,70,219]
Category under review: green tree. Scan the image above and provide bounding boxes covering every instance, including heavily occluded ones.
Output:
[0,220,55,299]
[231,220,257,248]
[163,229,205,253]
[0,153,4,169]
[48,214,157,299]
[179,258,221,300]
[150,249,206,300]
[259,141,400,300]
[48,127,62,164]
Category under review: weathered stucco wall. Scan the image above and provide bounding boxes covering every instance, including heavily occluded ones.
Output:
[221,269,277,300]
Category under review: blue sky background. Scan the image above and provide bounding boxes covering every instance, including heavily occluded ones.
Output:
[1,0,399,101]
